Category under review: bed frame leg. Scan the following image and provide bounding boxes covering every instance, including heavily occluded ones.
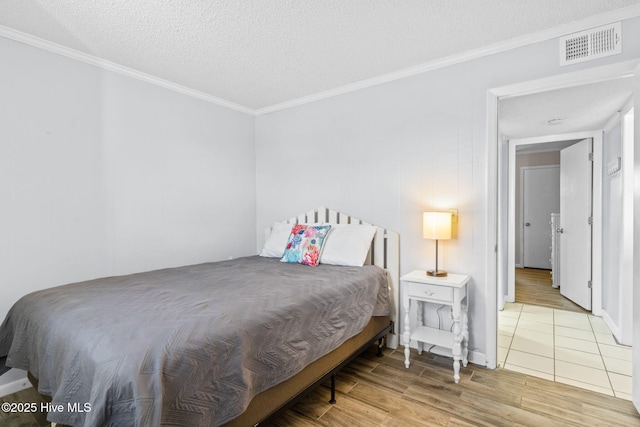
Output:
[377,337,384,357]
[329,374,337,404]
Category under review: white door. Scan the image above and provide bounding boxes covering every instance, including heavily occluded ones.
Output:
[559,138,592,310]
[522,166,560,269]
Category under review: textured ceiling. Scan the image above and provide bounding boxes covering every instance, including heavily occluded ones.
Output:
[1,0,640,111]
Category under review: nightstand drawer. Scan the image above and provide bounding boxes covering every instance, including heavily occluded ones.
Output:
[406,282,453,303]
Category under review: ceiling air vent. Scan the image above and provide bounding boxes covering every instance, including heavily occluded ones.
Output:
[559,22,621,66]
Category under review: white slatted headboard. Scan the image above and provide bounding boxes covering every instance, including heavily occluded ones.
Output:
[265,207,399,349]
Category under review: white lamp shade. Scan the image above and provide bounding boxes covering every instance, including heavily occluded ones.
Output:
[423,212,452,240]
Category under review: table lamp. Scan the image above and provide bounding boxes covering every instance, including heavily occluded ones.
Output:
[423,211,452,277]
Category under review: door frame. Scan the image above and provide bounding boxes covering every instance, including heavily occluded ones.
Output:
[520,164,560,270]
[506,133,602,311]
[486,59,640,370]
[632,62,640,413]
[619,102,635,346]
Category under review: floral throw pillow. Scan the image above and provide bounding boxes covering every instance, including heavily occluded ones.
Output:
[281,224,332,266]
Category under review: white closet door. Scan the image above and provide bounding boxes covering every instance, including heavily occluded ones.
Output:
[522,166,560,269]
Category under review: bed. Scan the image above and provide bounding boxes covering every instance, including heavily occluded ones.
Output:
[0,207,399,426]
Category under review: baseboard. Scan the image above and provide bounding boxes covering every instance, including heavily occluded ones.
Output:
[468,350,487,367]
[386,333,399,350]
[601,310,622,343]
[0,376,31,398]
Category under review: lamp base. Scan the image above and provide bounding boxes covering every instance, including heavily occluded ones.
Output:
[426,269,448,277]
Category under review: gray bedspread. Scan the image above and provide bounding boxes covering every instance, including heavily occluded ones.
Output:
[0,256,389,426]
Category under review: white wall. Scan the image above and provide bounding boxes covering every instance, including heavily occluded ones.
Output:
[255,16,640,361]
[602,119,623,328]
[2,13,640,385]
[0,37,256,333]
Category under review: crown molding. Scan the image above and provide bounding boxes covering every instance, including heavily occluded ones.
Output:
[2,4,639,117]
[255,5,640,115]
[0,25,256,116]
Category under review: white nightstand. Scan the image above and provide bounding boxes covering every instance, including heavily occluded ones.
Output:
[401,270,470,383]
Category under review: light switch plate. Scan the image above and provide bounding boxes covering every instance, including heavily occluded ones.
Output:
[449,209,458,223]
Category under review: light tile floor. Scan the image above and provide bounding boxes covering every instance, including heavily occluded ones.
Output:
[499,302,633,400]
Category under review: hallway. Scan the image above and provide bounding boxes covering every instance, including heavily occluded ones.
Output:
[498,303,632,399]
[514,267,587,313]
[499,268,632,399]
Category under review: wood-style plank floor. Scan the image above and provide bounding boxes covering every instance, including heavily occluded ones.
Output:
[266,346,640,426]
[515,267,588,314]
[5,344,638,426]
[0,386,49,427]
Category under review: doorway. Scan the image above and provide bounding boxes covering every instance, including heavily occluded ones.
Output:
[501,134,629,397]
[486,61,639,402]
[514,137,595,312]
[505,133,602,313]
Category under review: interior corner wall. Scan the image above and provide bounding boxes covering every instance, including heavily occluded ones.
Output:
[0,36,257,330]
[255,15,640,360]
[514,151,561,267]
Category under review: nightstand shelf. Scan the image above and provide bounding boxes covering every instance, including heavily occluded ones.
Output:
[401,270,470,383]
[411,325,454,349]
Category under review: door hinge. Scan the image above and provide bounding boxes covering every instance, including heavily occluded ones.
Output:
[588,216,593,225]
[588,152,594,161]
[588,280,593,289]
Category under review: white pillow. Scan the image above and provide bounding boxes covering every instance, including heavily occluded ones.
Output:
[320,224,377,267]
[260,222,294,258]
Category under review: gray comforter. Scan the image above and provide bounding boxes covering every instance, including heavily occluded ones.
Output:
[0,256,389,426]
